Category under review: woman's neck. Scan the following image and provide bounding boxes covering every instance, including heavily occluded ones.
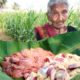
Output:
[50,23,67,34]
[59,27,67,34]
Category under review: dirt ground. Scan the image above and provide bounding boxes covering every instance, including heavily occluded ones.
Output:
[0,29,13,41]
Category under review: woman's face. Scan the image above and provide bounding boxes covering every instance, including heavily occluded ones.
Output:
[48,3,68,29]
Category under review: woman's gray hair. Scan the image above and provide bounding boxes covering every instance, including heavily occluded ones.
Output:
[47,0,69,13]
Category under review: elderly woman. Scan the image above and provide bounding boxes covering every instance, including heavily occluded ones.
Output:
[35,0,76,40]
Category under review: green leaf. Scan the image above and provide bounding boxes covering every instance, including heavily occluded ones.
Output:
[0,71,13,80]
[71,74,80,80]
[13,78,24,80]
[0,40,29,59]
[0,31,80,58]
[47,31,80,54]
[28,31,80,55]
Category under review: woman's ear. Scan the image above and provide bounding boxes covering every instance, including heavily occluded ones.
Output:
[46,12,49,20]
[45,12,48,19]
[46,12,48,16]
[46,12,51,22]
[46,12,52,24]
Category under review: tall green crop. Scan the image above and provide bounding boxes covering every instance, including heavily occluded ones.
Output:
[5,11,38,42]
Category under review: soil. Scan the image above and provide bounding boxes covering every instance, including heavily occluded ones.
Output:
[0,28,13,41]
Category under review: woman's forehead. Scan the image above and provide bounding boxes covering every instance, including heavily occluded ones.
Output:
[50,3,68,11]
[48,0,68,8]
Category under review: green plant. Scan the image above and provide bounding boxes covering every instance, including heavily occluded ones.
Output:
[34,12,48,26]
[0,71,13,80]
[71,74,80,80]
[5,11,38,42]
[67,9,80,30]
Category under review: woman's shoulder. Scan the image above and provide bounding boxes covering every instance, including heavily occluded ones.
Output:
[35,23,49,32]
[67,26,77,32]
[34,23,49,40]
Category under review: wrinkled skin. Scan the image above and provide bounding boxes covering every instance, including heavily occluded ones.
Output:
[47,3,68,34]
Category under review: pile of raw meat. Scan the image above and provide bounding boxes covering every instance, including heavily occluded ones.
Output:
[1,48,55,79]
[2,47,80,80]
